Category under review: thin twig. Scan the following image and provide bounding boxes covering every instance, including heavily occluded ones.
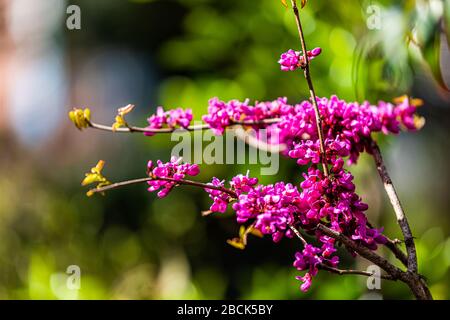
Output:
[289,225,308,246]
[367,220,408,267]
[319,264,395,280]
[290,0,329,176]
[89,176,237,198]
[90,122,208,133]
[384,238,408,267]
[369,139,418,273]
[234,126,287,153]
[88,118,281,134]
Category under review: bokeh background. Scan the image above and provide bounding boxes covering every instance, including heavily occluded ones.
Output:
[0,0,449,299]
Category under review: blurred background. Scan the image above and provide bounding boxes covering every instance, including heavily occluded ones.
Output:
[0,0,449,299]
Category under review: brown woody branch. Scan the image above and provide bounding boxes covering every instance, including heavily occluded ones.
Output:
[319,264,395,280]
[366,220,408,267]
[384,237,408,267]
[290,224,395,280]
[289,225,308,246]
[88,118,280,134]
[369,139,418,273]
[317,224,432,300]
[89,176,237,198]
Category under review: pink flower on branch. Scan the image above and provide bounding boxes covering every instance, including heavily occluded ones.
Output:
[146,157,200,198]
[278,47,322,71]
[145,107,193,136]
[202,95,423,165]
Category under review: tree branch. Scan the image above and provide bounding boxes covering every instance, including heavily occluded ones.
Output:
[289,225,308,246]
[317,224,432,300]
[88,176,237,198]
[289,0,329,176]
[234,126,287,153]
[316,224,404,278]
[367,220,408,267]
[384,237,408,267]
[319,264,395,280]
[369,139,418,274]
[87,118,281,134]
[289,224,395,280]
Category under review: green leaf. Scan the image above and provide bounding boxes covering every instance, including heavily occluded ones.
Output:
[68,108,91,130]
[112,104,134,131]
[81,160,111,196]
[227,238,245,250]
[421,21,448,91]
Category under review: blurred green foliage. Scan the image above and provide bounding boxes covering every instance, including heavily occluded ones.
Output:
[0,0,449,300]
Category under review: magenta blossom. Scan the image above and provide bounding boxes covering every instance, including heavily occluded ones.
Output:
[204,177,232,213]
[278,47,322,71]
[147,157,199,198]
[145,107,193,136]
[293,243,339,292]
[204,95,423,164]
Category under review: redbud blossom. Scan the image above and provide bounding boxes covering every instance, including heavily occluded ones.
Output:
[146,157,199,198]
[145,107,193,136]
[278,48,322,71]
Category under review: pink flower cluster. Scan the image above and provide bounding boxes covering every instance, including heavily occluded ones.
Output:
[143,94,423,292]
[292,162,386,290]
[145,107,193,136]
[278,48,322,71]
[147,157,199,198]
[204,173,259,214]
[204,161,384,290]
[204,177,231,213]
[143,96,421,165]
[202,97,289,135]
[145,158,387,291]
[203,95,422,164]
[189,158,386,292]
[294,244,339,292]
[232,181,298,242]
